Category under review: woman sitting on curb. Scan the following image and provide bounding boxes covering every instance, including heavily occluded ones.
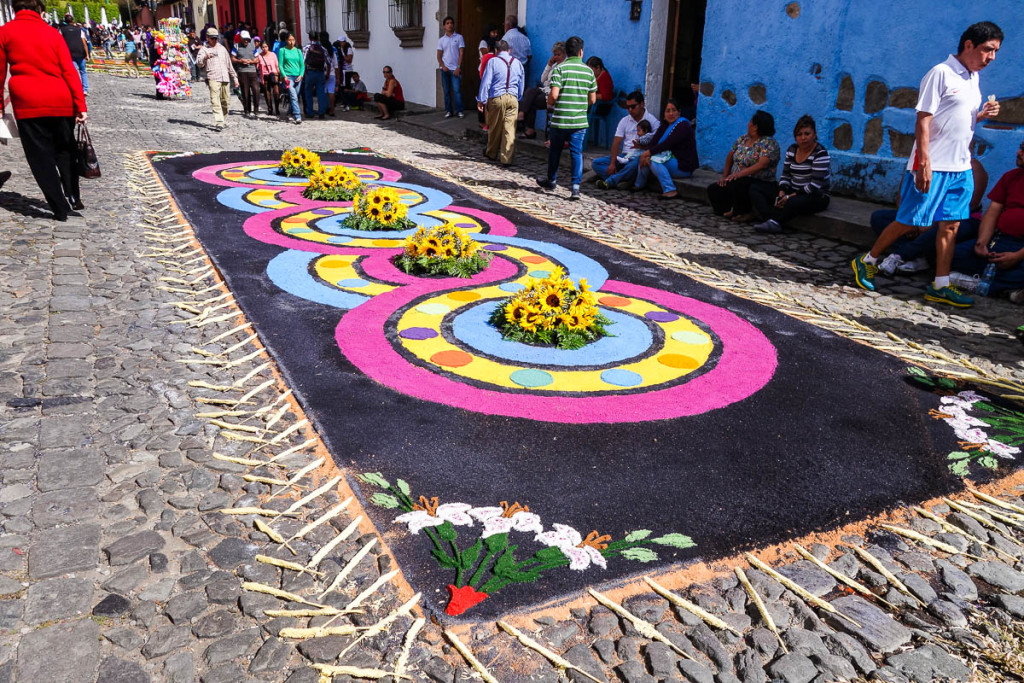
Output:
[750,114,831,234]
[632,98,699,199]
[706,110,780,221]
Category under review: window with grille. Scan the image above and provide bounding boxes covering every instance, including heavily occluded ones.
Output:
[305,0,325,37]
[343,0,367,32]
[387,0,421,29]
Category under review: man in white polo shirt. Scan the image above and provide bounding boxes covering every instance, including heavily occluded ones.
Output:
[436,16,465,118]
[590,90,659,189]
[852,21,1002,307]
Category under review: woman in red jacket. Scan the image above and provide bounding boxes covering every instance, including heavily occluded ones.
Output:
[0,0,88,221]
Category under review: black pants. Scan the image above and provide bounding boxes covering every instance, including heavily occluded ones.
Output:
[262,74,280,114]
[18,116,80,217]
[707,176,774,216]
[373,93,404,116]
[238,72,260,114]
[520,87,546,130]
[749,182,830,225]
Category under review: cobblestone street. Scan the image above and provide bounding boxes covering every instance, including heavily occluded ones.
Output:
[2,72,1024,682]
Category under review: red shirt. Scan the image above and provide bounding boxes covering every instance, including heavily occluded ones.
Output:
[596,69,613,101]
[479,52,494,78]
[0,10,86,119]
[989,167,1024,238]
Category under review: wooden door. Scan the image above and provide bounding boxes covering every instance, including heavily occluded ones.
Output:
[457,0,504,105]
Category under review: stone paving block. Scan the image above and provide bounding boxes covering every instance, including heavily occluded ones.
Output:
[103,530,166,566]
[830,596,911,654]
[97,656,150,683]
[886,643,971,682]
[36,450,106,491]
[17,619,99,682]
[22,578,92,625]
[28,524,100,579]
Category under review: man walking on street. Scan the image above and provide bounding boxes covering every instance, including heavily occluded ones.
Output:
[437,16,465,119]
[232,30,260,117]
[197,29,238,129]
[477,39,523,166]
[536,36,596,201]
[302,32,330,119]
[501,15,530,67]
[59,14,89,95]
[851,21,1003,308]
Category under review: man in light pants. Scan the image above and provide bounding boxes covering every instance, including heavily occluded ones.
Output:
[477,40,524,166]
[197,29,239,129]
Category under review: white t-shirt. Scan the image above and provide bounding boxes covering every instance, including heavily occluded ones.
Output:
[339,44,353,72]
[614,110,661,158]
[437,32,465,71]
[907,54,981,173]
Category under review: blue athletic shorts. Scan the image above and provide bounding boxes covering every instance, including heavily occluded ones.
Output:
[895,169,973,227]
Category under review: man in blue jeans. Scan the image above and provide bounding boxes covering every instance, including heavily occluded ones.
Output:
[302,33,329,118]
[436,16,464,118]
[59,15,89,95]
[536,36,596,201]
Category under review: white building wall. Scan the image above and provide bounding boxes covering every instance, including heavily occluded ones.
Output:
[325,0,441,107]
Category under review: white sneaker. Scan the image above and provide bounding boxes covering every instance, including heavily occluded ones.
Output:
[878,254,904,276]
[444,112,453,118]
[897,256,929,273]
[949,271,981,293]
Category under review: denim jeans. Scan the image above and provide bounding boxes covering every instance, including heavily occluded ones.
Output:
[440,69,462,114]
[636,157,692,193]
[546,127,587,186]
[606,157,642,187]
[871,209,980,262]
[591,155,612,178]
[953,232,1024,295]
[303,70,328,116]
[285,77,302,120]
[73,57,89,93]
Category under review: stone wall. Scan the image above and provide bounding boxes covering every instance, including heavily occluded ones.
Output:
[697,0,1024,202]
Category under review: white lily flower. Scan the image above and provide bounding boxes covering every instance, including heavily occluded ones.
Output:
[535,523,609,571]
[954,426,989,444]
[984,439,1020,458]
[469,502,544,538]
[394,502,473,534]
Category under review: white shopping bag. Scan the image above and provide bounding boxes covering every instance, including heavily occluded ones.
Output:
[0,94,15,143]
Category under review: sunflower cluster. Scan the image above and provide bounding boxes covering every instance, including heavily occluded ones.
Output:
[279,147,321,177]
[394,224,492,278]
[489,268,612,349]
[302,165,363,202]
[342,186,416,231]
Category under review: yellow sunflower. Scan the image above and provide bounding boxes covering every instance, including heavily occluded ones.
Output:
[504,300,530,325]
[538,286,565,312]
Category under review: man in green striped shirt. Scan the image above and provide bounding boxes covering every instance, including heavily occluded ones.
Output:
[536,36,596,201]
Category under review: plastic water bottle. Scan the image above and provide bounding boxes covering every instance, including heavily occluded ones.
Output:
[977,262,997,296]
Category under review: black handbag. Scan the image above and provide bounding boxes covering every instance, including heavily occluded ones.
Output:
[76,122,101,179]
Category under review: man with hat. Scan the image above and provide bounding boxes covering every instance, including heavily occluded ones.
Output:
[231,30,260,116]
[197,28,238,129]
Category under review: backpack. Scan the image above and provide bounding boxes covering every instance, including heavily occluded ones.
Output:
[304,44,327,72]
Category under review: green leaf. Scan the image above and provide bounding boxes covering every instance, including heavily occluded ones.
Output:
[621,547,659,562]
[936,378,957,390]
[949,460,970,477]
[980,456,999,470]
[650,533,697,549]
[484,533,509,553]
[358,472,390,489]
[907,366,927,377]
[624,530,652,542]
[436,522,457,542]
[370,493,401,509]
[492,545,519,574]
[460,539,483,570]
[431,547,460,569]
[396,479,411,497]
[947,451,971,461]
[534,546,566,562]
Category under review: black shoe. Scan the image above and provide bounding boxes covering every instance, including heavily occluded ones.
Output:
[0,170,10,191]
[71,199,85,210]
[536,177,556,191]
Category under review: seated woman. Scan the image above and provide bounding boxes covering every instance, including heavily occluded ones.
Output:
[373,65,404,120]
[706,110,780,221]
[750,114,831,234]
[586,56,614,145]
[631,98,699,198]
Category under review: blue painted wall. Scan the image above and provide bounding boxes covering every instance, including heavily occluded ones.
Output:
[524,0,652,140]
[697,0,1024,202]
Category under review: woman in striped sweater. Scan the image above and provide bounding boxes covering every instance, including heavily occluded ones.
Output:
[751,115,831,234]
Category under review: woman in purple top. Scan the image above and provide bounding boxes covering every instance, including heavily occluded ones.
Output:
[633,99,700,199]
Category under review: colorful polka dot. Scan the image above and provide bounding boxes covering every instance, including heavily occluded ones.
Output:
[288,227,313,234]
[528,270,551,279]
[499,283,524,292]
[672,331,709,345]
[311,208,335,215]
[326,236,352,244]
[432,350,473,368]
[521,255,547,264]
[448,291,481,302]
[416,303,451,315]
[599,296,632,308]
[399,327,438,340]
[337,278,369,288]
[600,369,644,387]
[658,354,700,369]
[319,256,351,269]
[484,244,508,251]
[646,311,680,323]
[510,369,554,388]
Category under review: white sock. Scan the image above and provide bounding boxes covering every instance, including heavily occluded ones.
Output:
[934,276,950,289]
[862,253,878,265]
